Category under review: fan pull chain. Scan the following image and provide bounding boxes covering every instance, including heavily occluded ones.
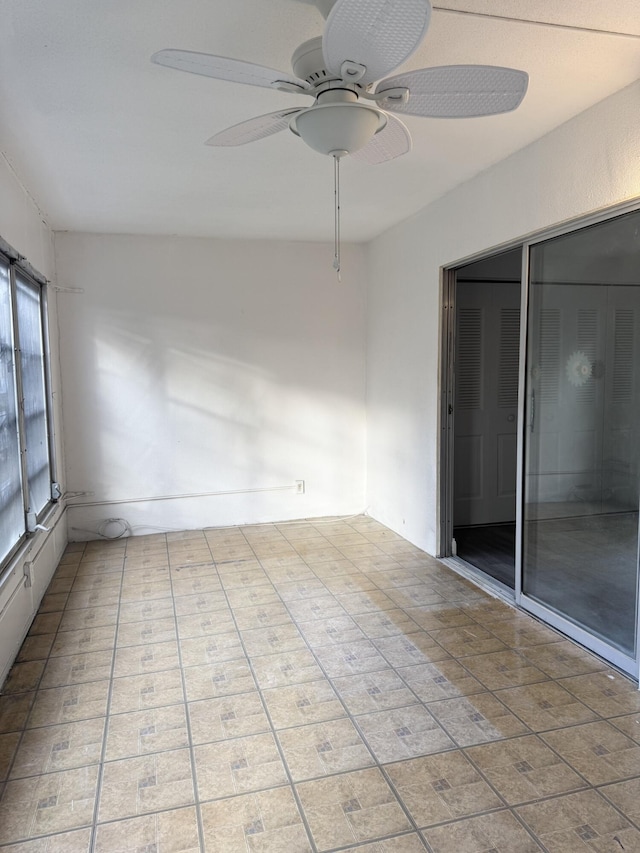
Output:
[333,154,341,282]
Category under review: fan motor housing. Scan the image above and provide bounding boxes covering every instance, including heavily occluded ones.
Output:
[292,37,334,86]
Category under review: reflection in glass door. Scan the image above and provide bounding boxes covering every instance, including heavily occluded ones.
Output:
[522,211,640,668]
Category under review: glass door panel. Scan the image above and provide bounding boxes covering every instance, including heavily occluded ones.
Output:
[523,210,640,660]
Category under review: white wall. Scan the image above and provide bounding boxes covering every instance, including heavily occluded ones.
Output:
[55,234,367,539]
[0,153,67,685]
[0,153,54,282]
[366,80,640,556]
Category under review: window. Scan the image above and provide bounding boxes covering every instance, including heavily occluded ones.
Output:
[0,252,55,566]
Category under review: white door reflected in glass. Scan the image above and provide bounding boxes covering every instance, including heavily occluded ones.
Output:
[523,211,640,658]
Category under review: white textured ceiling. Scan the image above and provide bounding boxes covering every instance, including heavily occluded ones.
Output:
[1,0,640,242]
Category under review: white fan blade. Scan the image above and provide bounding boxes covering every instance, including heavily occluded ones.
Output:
[151,49,309,92]
[376,65,529,118]
[351,114,411,165]
[323,0,431,86]
[206,110,302,147]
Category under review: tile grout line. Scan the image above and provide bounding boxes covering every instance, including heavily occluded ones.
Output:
[595,781,640,834]
[164,532,208,853]
[87,538,128,853]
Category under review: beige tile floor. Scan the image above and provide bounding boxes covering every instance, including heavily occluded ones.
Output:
[1,515,640,852]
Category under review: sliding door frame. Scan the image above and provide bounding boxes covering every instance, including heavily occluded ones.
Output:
[519,208,640,679]
[514,244,529,606]
[440,196,640,680]
[438,267,456,561]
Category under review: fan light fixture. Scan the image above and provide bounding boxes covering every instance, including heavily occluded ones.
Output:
[291,101,386,157]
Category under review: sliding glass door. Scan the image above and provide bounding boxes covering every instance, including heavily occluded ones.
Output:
[521,210,640,670]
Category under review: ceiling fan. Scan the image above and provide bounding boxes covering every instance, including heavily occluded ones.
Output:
[151,0,529,271]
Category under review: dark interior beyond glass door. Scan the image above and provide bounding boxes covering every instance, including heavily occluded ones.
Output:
[453,249,522,588]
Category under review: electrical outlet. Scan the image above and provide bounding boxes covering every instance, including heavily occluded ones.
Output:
[295,480,305,494]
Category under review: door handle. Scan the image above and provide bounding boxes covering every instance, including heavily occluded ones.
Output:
[530,389,535,432]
